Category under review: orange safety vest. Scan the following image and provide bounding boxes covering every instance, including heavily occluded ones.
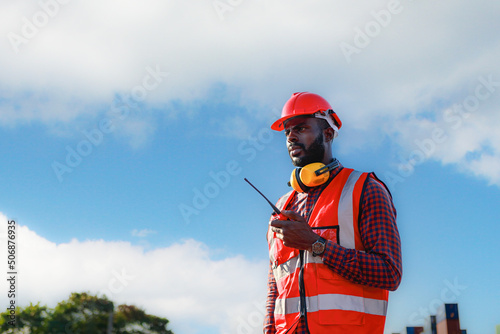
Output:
[268,168,390,334]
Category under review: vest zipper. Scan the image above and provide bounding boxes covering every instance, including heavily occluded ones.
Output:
[297,171,338,333]
[298,250,310,332]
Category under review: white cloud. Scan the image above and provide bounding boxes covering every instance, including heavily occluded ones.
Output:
[0,0,495,118]
[467,154,500,186]
[0,213,269,334]
[1,0,499,185]
[384,73,500,186]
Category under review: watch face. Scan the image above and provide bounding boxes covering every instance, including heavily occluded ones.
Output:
[313,239,325,255]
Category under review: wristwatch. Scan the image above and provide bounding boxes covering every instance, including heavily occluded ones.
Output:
[311,237,326,257]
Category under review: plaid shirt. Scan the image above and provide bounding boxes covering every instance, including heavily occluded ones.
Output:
[263,163,402,334]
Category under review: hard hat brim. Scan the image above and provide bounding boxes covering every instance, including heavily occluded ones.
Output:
[270,115,297,131]
[270,113,341,132]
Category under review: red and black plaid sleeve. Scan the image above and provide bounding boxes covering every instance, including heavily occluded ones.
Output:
[321,176,402,290]
[264,261,277,334]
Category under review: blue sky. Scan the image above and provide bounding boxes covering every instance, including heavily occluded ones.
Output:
[1,1,499,333]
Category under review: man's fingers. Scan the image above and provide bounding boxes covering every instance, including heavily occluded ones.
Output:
[281,210,306,223]
[270,219,285,228]
[272,227,283,235]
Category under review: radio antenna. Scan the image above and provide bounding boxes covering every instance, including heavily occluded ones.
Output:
[244,178,281,215]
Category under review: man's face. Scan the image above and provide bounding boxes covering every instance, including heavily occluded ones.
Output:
[284,117,326,167]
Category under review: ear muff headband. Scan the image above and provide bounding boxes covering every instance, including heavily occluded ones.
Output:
[288,159,340,193]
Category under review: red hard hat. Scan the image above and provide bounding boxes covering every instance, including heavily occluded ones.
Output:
[271,92,342,131]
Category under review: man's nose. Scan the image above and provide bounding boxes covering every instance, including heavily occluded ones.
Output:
[286,129,298,143]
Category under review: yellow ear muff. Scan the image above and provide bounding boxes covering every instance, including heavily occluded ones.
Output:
[289,168,305,192]
[289,162,330,193]
[300,162,330,187]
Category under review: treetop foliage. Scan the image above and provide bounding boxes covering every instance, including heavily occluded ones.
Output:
[0,292,174,334]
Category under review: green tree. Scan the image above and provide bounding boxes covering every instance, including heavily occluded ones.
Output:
[0,303,48,333]
[113,304,173,334]
[46,292,114,333]
[0,292,174,334]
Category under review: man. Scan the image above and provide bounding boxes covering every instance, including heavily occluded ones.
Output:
[264,92,402,334]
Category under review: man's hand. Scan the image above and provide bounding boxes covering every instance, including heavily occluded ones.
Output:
[270,210,319,250]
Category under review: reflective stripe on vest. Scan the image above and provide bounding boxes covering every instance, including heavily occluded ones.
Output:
[268,168,389,333]
[338,170,363,249]
[275,294,388,317]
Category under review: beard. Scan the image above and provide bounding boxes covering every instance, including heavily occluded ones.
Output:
[291,132,325,167]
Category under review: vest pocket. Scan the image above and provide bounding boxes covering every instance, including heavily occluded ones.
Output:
[311,226,339,245]
[316,265,365,325]
[319,308,365,325]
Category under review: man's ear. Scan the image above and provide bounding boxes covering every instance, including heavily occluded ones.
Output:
[324,127,335,143]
